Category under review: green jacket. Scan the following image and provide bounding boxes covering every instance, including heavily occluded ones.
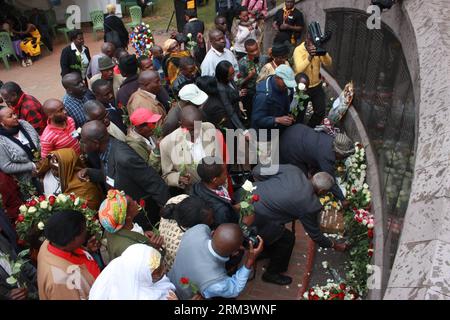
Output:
[126,132,161,173]
[105,228,151,261]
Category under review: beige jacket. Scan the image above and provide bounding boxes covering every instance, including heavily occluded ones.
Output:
[88,73,124,99]
[126,88,167,122]
[37,240,95,300]
[160,122,223,189]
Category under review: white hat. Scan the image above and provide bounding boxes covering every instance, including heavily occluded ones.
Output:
[178,84,208,106]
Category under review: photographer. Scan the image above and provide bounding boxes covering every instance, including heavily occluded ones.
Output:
[293,30,332,127]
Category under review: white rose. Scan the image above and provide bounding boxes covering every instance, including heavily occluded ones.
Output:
[19,205,28,214]
[28,207,37,214]
[187,33,192,38]
[362,220,368,226]
[367,223,374,229]
[317,291,324,298]
[303,292,309,299]
[74,197,80,206]
[322,82,327,88]
[322,261,329,269]
[366,265,374,273]
[298,83,306,91]
[242,180,254,192]
[37,221,45,230]
[40,201,49,209]
[363,183,369,189]
[57,194,67,203]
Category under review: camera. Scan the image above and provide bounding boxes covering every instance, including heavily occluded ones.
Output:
[241,224,260,249]
[307,21,332,56]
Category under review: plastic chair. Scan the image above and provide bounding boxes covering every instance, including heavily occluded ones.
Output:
[0,32,20,70]
[90,10,104,41]
[57,13,74,44]
[126,6,142,29]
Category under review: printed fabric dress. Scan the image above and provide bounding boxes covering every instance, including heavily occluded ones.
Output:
[20,28,41,57]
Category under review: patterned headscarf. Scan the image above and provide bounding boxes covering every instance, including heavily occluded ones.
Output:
[98,189,128,233]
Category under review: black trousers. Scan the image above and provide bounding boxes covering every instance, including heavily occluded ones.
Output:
[265,228,295,274]
[307,84,327,128]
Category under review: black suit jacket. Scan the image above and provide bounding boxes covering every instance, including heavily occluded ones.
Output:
[60,45,91,77]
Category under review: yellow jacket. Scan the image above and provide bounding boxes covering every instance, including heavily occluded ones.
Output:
[293,42,332,88]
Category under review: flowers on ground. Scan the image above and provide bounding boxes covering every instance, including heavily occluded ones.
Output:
[303,281,359,300]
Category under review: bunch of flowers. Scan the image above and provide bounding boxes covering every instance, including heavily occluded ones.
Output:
[353,208,374,230]
[15,194,102,245]
[303,281,359,300]
[346,183,371,209]
[290,83,310,120]
[345,143,366,189]
[130,23,155,57]
[239,180,259,220]
[185,33,197,51]
[319,193,342,212]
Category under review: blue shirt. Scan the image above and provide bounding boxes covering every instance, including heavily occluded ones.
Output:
[62,93,91,129]
[201,240,252,299]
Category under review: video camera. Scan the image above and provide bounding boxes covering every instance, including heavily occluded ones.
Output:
[241,224,260,249]
[307,21,332,56]
[371,0,396,10]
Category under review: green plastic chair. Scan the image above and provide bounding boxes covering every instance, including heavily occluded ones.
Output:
[126,6,142,29]
[90,10,104,41]
[45,9,58,37]
[57,13,74,44]
[0,32,20,70]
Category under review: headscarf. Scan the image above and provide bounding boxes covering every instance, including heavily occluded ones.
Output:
[98,189,127,233]
[89,244,176,300]
[49,148,103,210]
[333,133,355,157]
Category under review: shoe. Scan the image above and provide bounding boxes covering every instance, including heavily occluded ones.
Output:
[262,272,293,285]
[27,58,33,66]
[21,60,27,67]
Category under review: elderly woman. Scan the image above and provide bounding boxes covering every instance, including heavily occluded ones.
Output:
[37,210,101,300]
[159,195,214,271]
[42,148,103,210]
[0,106,40,196]
[89,244,176,300]
[104,4,129,50]
[99,189,164,262]
[162,38,191,86]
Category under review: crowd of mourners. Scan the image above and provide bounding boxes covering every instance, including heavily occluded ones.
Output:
[0,1,357,300]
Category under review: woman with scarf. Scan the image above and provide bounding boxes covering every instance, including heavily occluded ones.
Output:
[42,148,103,210]
[0,106,41,197]
[162,38,192,87]
[12,16,41,66]
[89,244,177,300]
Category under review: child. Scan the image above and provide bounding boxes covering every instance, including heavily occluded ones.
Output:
[233,6,260,60]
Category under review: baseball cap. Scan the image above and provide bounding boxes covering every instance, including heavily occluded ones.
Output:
[274,65,297,88]
[178,84,208,106]
[130,108,162,126]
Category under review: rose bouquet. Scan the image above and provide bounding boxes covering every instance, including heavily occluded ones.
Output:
[290,83,310,120]
[130,23,155,57]
[239,180,259,221]
[303,281,359,300]
[15,193,102,246]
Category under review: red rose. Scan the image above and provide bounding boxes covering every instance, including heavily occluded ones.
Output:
[81,203,88,209]
[311,295,319,301]
[368,229,374,238]
[70,194,76,201]
[252,194,260,202]
[17,215,25,222]
[339,283,346,291]
[38,195,46,202]
[49,195,56,205]
[180,277,190,285]
[337,292,345,300]
[357,143,364,149]
[352,189,357,194]
[17,239,26,246]
[368,250,373,257]
[139,199,146,208]
[29,199,37,207]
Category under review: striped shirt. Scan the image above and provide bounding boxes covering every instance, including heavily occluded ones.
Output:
[40,117,81,158]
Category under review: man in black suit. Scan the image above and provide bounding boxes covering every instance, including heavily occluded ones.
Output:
[183,9,206,64]
[79,121,170,228]
[60,29,91,83]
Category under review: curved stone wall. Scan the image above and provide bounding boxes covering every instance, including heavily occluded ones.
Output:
[263,0,450,299]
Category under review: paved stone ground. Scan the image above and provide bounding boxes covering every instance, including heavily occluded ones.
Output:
[0,28,312,300]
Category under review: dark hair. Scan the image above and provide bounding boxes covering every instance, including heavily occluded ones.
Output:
[119,54,138,75]
[180,56,195,69]
[215,60,233,84]
[137,55,151,68]
[215,15,226,25]
[197,156,225,183]
[91,79,112,94]
[161,196,213,229]
[44,210,86,247]
[114,47,128,60]
[295,72,310,84]
[244,38,257,49]
[185,8,197,19]
[69,29,83,41]
[196,76,219,96]
[273,32,291,45]
[237,5,248,15]
[0,81,22,95]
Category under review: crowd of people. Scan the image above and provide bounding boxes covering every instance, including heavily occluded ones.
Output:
[0,1,357,300]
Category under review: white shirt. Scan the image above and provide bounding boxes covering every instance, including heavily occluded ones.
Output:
[71,42,90,79]
[16,131,30,146]
[201,47,239,77]
[185,133,206,163]
[131,223,145,235]
[43,171,61,196]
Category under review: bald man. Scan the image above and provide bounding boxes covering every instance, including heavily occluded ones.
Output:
[169,223,263,299]
[160,105,224,191]
[201,29,239,77]
[87,42,116,79]
[62,72,95,128]
[79,120,169,229]
[84,100,126,142]
[40,99,80,158]
[126,70,167,119]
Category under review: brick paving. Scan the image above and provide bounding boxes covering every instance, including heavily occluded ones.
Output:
[0,28,313,301]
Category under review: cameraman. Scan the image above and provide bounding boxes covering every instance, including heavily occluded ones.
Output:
[293,32,332,127]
